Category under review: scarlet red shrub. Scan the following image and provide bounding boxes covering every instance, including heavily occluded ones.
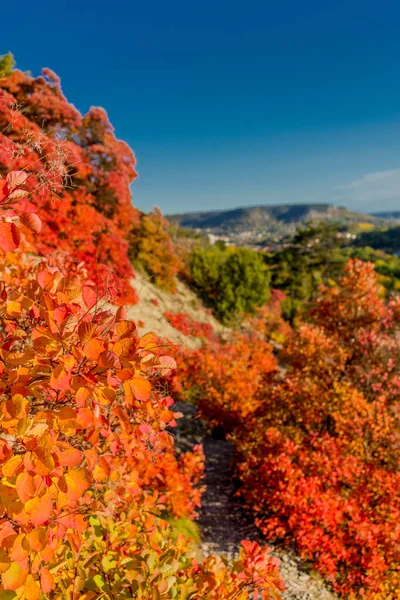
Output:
[165,310,216,341]
[175,260,400,598]
[0,60,140,303]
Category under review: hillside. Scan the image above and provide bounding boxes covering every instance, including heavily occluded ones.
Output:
[168,203,384,235]
[372,210,400,219]
[122,270,227,349]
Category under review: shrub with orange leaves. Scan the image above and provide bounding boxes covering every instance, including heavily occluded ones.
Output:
[0,244,285,599]
[195,541,284,599]
[0,60,285,597]
[129,208,183,293]
[173,330,278,430]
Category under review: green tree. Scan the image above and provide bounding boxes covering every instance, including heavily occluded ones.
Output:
[189,245,270,322]
[267,223,348,320]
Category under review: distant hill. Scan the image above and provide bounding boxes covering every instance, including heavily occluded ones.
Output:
[168,203,383,233]
[371,211,400,220]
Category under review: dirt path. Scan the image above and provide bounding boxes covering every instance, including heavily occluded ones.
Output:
[173,402,337,600]
[198,435,338,600]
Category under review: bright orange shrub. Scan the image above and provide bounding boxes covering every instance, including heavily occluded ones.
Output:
[0,222,284,598]
[0,72,284,597]
[129,208,182,292]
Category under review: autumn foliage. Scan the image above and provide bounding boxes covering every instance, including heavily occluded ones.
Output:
[0,58,284,599]
[0,57,180,302]
[129,208,182,293]
[175,259,400,598]
[164,311,216,342]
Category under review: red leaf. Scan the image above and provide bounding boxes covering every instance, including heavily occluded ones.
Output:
[116,305,127,321]
[20,212,42,233]
[0,222,20,251]
[158,355,177,374]
[99,350,122,370]
[82,285,97,309]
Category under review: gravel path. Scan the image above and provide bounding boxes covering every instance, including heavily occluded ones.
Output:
[174,403,338,600]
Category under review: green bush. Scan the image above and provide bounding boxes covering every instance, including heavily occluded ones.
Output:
[189,245,270,323]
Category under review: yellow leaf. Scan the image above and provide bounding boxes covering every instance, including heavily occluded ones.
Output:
[24,574,40,600]
[64,468,91,502]
[2,456,23,478]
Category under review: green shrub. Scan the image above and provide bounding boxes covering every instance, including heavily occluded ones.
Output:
[189,245,270,323]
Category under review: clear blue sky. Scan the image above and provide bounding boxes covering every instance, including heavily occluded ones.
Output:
[3,0,400,214]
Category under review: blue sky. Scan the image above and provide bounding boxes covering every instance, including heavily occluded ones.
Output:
[3,0,400,213]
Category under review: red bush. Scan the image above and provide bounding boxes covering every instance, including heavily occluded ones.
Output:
[165,310,216,341]
[175,260,400,597]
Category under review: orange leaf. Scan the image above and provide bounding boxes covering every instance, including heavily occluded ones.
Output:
[0,548,11,573]
[6,301,21,317]
[40,568,54,593]
[59,448,82,468]
[0,222,20,252]
[27,495,53,525]
[76,387,90,407]
[116,320,136,340]
[37,270,55,290]
[78,321,94,343]
[39,545,54,563]
[50,365,71,391]
[16,473,37,503]
[130,376,151,401]
[24,449,54,476]
[24,574,41,600]
[11,534,30,562]
[160,410,175,423]
[84,448,98,470]
[77,408,94,428]
[2,455,23,478]
[27,528,48,552]
[64,468,91,501]
[2,561,27,590]
[83,338,104,361]
[138,331,159,349]
[57,407,78,435]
